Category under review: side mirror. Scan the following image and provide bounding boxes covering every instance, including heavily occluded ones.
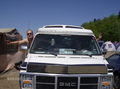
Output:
[14,61,22,70]
[20,45,28,52]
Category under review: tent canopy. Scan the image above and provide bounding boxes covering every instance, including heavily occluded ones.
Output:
[0,28,16,33]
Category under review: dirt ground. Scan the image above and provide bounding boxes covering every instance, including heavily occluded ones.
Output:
[0,68,20,89]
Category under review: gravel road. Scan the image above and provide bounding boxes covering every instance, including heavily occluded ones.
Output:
[0,68,19,89]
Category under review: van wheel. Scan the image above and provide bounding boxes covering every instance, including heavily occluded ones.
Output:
[113,71,120,89]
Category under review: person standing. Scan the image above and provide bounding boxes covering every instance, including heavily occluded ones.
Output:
[9,29,34,48]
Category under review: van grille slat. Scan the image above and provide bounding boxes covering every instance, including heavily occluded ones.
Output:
[36,76,98,89]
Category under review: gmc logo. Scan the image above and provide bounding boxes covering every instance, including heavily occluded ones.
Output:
[59,82,77,87]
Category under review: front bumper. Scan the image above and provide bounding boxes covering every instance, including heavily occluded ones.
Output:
[20,72,113,89]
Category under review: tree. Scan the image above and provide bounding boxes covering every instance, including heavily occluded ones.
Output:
[82,14,120,41]
[118,11,120,19]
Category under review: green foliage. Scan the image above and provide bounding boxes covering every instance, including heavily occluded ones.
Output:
[82,13,120,41]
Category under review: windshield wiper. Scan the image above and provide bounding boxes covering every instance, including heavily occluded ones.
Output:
[49,52,57,56]
[83,54,93,57]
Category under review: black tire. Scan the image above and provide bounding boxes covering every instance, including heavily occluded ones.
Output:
[113,71,120,89]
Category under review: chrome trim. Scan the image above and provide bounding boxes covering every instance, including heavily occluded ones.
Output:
[78,77,80,89]
[108,69,113,72]
[20,72,113,77]
[55,77,57,89]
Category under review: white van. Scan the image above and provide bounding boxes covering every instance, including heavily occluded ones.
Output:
[20,25,113,89]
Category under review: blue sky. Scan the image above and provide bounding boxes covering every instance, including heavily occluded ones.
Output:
[0,0,120,38]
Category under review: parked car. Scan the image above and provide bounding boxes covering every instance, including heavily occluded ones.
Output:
[107,53,120,89]
[19,25,113,89]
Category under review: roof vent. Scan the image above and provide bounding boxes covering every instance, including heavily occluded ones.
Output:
[43,25,84,29]
[65,26,84,29]
[44,25,63,28]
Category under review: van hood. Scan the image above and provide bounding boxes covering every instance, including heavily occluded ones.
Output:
[26,54,107,65]
[25,54,108,74]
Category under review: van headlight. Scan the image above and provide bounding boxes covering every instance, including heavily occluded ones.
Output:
[20,74,34,89]
[101,76,113,89]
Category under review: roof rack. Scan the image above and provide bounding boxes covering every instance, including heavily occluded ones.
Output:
[43,25,84,29]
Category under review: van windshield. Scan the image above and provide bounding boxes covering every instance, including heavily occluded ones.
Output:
[30,34,101,55]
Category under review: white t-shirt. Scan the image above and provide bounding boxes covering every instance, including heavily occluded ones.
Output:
[101,41,116,51]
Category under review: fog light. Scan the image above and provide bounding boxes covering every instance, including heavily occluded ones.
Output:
[102,82,110,86]
[23,80,32,84]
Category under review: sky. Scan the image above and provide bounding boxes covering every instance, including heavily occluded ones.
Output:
[0,0,120,38]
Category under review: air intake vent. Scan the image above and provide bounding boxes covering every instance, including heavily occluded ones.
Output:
[65,26,84,29]
[43,25,84,29]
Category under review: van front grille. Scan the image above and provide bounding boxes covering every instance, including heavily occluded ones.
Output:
[36,76,55,89]
[36,76,98,89]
